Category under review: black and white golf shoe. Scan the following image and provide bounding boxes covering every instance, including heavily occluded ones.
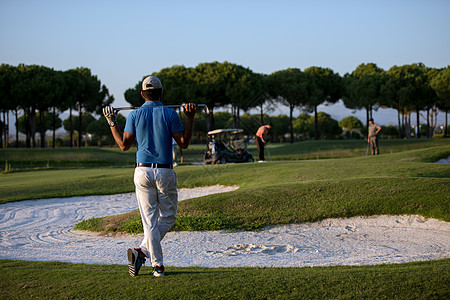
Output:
[127,248,146,277]
[151,265,165,277]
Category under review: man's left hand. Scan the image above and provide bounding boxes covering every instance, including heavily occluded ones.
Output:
[183,103,197,119]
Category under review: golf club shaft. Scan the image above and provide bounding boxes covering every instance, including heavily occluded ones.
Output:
[113,104,209,114]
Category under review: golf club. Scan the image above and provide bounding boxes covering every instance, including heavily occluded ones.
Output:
[266,147,272,162]
[365,142,369,156]
[113,104,210,114]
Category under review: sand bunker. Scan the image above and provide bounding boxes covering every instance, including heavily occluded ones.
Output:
[0,186,449,267]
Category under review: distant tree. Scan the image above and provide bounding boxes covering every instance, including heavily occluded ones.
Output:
[308,112,342,140]
[62,69,83,147]
[190,62,263,131]
[178,108,209,144]
[87,114,126,146]
[238,112,262,136]
[71,67,113,148]
[342,63,385,130]
[125,62,263,132]
[0,120,4,147]
[430,66,450,137]
[63,113,96,147]
[380,125,399,139]
[293,113,311,140]
[212,111,233,129]
[48,70,67,148]
[33,66,65,147]
[16,112,62,137]
[11,64,45,147]
[266,68,310,143]
[0,64,16,147]
[226,67,264,128]
[381,64,438,138]
[155,65,194,105]
[304,67,343,140]
[338,116,363,138]
[269,114,290,143]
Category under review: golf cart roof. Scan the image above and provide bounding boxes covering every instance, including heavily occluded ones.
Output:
[207,128,244,135]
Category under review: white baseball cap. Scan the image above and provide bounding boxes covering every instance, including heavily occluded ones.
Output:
[142,76,162,90]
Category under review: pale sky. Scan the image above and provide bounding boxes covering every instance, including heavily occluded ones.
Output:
[1,0,449,126]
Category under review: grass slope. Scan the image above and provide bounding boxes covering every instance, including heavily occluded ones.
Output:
[75,145,450,233]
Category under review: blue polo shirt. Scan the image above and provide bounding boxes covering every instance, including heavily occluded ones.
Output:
[124,101,183,164]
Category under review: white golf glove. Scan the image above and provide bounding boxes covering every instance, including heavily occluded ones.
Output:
[103,106,117,127]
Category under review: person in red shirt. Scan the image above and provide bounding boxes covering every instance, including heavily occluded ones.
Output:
[255,123,273,162]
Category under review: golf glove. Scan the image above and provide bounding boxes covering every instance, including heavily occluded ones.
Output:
[103,106,117,126]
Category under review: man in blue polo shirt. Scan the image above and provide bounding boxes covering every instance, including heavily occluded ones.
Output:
[103,75,196,277]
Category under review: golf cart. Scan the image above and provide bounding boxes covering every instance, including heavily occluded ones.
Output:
[203,128,254,164]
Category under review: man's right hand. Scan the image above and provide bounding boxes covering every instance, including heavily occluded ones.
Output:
[103,106,117,126]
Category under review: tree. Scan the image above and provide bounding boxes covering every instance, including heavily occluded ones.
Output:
[269,114,290,143]
[266,68,310,143]
[342,63,385,131]
[71,67,113,147]
[191,61,264,131]
[304,67,343,140]
[430,66,450,137]
[239,112,268,139]
[225,66,264,128]
[16,112,62,140]
[124,65,194,109]
[63,113,96,147]
[293,113,312,140]
[381,64,438,138]
[87,114,126,146]
[33,66,64,148]
[0,64,16,147]
[11,64,51,147]
[339,116,363,138]
[48,70,67,148]
[420,67,441,138]
[308,112,342,140]
[126,62,264,132]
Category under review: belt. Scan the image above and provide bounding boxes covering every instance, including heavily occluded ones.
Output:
[135,163,173,169]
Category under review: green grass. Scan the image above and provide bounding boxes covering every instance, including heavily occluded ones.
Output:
[263,138,450,160]
[1,141,449,299]
[1,259,448,299]
[96,144,449,233]
[0,147,136,170]
[1,139,448,171]
[0,167,135,203]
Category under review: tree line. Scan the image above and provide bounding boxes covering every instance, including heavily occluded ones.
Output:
[1,62,449,148]
[0,64,113,148]
[9,109,405,147]
[125,62,449,142]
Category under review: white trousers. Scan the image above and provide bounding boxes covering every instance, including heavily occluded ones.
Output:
[134,167,178,267]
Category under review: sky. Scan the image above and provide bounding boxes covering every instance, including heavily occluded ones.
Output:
[1,0,449,127]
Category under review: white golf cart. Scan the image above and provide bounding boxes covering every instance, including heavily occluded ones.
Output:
[203,128,254,164]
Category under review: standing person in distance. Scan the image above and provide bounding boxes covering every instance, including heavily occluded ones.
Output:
[102,75,197,277]
[368,118,381,155]
[255,123,273,162]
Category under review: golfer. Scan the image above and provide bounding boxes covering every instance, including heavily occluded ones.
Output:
[103,75,196,277]
[255,123,272,162]
[368,118,381,155]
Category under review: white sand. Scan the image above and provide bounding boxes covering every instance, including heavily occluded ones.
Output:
[436,156,450,163]
[0,185,449,267]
